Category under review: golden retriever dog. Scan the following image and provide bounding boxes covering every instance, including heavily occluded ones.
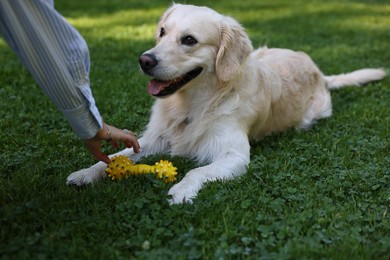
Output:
[67,4,386,204]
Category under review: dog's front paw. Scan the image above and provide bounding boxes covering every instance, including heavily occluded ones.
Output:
[168,183,197,204]
[167,175,203,204]
[66,167,106,186]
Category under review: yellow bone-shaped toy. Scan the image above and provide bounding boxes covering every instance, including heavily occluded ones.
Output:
[105,155,177,183]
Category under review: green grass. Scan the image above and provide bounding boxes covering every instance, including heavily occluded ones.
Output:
[0,0,389,258]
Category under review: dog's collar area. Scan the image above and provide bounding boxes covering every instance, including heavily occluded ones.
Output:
[148,67,203,97]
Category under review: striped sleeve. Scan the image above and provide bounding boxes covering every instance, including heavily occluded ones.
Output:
[0,0,102,139]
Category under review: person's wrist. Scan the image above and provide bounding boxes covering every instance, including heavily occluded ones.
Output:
[104,124,112,141]
[94,123,112,141]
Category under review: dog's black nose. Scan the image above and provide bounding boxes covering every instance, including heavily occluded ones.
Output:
[139,53,158,72]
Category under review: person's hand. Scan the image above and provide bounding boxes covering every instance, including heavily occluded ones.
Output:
[83,123,140,164]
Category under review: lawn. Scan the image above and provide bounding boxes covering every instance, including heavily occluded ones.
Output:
[0,0,389,258]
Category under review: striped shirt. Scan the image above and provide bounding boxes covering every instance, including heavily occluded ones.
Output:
[0,0,102,139]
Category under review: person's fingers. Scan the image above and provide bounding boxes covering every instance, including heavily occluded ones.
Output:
[109,127,140,152]
[110,140,120,149]
[122,132,140,152]
[123,129,136,136]
[84,138,111,164]
[125,138,140,153]
[84,124,140,163]
[95,151,110,164]
[131,137,140,153]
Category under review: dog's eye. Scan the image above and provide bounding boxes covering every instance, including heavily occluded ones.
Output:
[181,35,197,46]
[159,28,165,38]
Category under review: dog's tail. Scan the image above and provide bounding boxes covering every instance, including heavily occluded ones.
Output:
[324,68,386,90]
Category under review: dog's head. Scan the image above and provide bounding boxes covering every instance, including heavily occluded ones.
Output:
[139,4,253,98]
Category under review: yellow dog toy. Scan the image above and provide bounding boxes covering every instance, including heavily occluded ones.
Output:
[105,155,177,183]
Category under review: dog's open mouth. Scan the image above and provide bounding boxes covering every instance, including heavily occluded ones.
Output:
[148,67,203,97]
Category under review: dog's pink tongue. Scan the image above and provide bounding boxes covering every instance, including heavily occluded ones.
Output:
[148,79,170,95]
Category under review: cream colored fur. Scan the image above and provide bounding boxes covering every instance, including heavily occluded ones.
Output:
[67,4,386,204]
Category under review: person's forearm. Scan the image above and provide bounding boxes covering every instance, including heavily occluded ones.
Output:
[0,0,102,139]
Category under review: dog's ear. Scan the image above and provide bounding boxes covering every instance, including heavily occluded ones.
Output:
[216,17,253,82]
